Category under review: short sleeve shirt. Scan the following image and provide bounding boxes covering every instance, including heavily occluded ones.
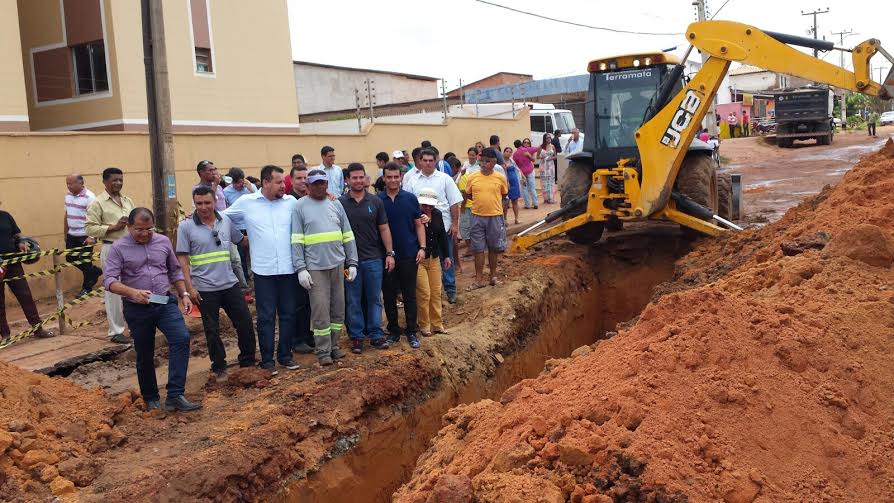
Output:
[175,213,243,292]
[0,211,21,254]
[467,172,508,217]
[339,192,388,261]
[379,190,421,260]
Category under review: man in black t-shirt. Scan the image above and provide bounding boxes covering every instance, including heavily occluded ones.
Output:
[0,210,54,341]
[339,163,396,354]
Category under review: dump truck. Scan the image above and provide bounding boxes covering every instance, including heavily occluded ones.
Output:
[512,21,893,250]
[774,86,835,147]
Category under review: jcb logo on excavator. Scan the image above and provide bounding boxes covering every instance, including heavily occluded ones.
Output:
[660,90,702,148]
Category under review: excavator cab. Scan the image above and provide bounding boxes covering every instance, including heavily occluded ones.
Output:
[581,53,688,168]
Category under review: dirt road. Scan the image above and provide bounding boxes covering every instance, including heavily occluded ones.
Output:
[722,126,893,223]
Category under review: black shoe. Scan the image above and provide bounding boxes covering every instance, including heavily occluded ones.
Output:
[144,399,161,411]
[387,332,401,344]
[292,342,315,354]
[110,333,130,344]
[213,368,228,383]
[279,359,300,371]
[407,334,421,349]
[369,338,390,350]
[533,205,539,209]
[351,340,363,354]
[164,395,202,412]
[447,293,458,304]
[260,362,279,376]
[331,348,346,360]
[77,289,91,298]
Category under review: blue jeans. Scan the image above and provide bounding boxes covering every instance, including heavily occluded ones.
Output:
[123,298,190,401]
[441,239,456,297]
[345,258,385,341]
[521,172,538,208]
[253,273,297,366]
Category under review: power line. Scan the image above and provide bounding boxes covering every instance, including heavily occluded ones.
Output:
[474,0,682,36]
[710,0,734,19]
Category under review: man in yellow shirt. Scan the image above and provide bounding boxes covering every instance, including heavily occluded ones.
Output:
[466,148,508,289]
[85,167,135,344]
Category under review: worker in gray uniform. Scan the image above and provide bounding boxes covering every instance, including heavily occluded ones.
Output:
[291,170,358,366]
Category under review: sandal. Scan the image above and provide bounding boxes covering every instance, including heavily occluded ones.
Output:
[434,328,449,335]
[489,278,501,287]
[420,331,433,337]
[465,282,487,292]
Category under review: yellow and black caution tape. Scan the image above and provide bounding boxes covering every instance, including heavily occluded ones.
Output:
[2,255,100,283]
[0,288,105,350]
[0,245,96,266]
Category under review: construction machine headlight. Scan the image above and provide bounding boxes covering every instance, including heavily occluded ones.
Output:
[600,63,607,71]
[633,59,640,67]
[644,57,652,65]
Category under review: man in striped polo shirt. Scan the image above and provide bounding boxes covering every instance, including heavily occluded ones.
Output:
[176,186,257,380]
[64,174,103,297]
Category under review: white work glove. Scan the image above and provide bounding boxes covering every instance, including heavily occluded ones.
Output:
[346,266,357,282]
[298,270,313,290]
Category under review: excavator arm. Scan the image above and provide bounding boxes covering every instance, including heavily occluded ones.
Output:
[511,20,892,252]
[635,20,894,218]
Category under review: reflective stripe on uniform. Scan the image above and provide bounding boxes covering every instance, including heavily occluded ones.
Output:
[329,323,343,332]
[304,231,343,245]
[189,250,231,266]
[313,327,331,337]
[291,233,305,244]
[341,231,354,243]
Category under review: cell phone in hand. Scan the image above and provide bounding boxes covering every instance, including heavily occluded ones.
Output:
[148,294,170,304]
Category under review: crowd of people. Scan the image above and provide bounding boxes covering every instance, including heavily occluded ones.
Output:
[0,133,559,413]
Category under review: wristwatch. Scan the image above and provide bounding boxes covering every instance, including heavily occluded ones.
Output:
[182,292,191,298]
[386,250,396,257]
[419,246,427,251]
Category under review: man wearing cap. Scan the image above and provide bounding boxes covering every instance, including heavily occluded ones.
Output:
[177,186,257,382]
[85,167,134,344]
[339,163,395,354]
[403,148,463,304]
[292,170,359,366]
[224,165,301,374]
[466,148,509,289]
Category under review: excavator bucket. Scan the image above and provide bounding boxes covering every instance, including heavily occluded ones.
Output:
[876,47,894,99]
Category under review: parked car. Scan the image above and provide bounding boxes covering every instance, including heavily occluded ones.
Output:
[881,111,894,126]
[832,117,842,128]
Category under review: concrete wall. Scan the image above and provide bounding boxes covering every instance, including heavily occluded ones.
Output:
[447,73,533,98]
[294,63,439,115]
[0,113,530,303]
[1,1,30,131]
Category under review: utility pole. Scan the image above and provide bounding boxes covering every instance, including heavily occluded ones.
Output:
[801,8,830,57]
[831,29,854,128]
[140,0,177,235]
[693,0,718,136]
[441,79,448,123]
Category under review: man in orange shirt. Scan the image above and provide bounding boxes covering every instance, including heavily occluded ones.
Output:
[466,148,508,289]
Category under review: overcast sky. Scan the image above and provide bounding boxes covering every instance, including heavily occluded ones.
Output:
[287,0,893,91]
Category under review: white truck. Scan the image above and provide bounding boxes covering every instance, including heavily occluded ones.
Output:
[528,103,583,151]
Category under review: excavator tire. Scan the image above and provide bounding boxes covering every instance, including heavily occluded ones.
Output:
[717,172,733,221]
[560,161,604,245]
[674,153,718,215]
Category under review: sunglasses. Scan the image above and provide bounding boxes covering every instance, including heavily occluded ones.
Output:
[212,230,221,246]
[199,160,214,170]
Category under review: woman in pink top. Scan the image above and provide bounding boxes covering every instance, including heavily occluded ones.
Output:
[512,139,539,209]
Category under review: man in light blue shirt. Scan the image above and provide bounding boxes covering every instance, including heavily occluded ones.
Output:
[224,165,301,373]
[565,128,584,154]
[222,167,256,207]
[317,145,344,196]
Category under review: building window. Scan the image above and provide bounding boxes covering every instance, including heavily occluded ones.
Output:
[195,48,212,73]
[72,41,108,95]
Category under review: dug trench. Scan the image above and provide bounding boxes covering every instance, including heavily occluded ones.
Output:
[0,224,684,501]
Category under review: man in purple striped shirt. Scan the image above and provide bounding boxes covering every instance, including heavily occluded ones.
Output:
[104,208,201,413]
[64,174,103,297]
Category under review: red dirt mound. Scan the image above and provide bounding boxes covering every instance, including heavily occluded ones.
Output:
[394,143,894,502]
[0,361,130,499]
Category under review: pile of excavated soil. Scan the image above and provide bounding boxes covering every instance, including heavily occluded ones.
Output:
[395,140,894,502]
[0,362,130,499]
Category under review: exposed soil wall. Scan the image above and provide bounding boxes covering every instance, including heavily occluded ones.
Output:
[394,140,894,503]
[0,229,679,502]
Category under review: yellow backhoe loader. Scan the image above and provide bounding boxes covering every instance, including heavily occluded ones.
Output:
[512,20,894,251]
